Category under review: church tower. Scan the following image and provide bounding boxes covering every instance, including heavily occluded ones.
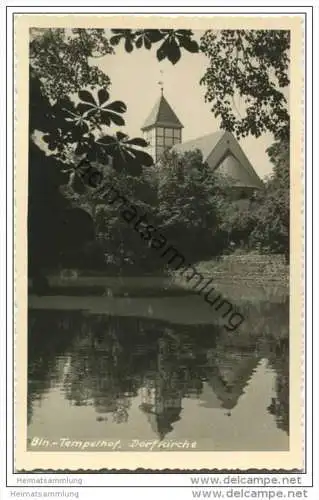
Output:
[141,90,183,163]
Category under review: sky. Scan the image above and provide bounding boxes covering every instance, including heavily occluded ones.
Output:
[92,31,285,180]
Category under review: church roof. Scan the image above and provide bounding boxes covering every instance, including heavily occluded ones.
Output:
[141,94,184,131]
[201,354,261,410]
[173,131,225,161]
[173,131,263,190]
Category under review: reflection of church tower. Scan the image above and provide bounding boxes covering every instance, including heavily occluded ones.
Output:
[139,338,182,440]
[141,90,183,163]
[139,385,182,440]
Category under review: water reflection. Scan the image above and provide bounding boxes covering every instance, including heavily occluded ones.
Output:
[28,297,289,449]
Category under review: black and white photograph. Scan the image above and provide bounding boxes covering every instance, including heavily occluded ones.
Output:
[27,25,291,453]
[12,14,305,472]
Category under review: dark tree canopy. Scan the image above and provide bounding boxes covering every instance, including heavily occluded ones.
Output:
[28,142,95,277]
[250,139,289,260]
[156,149,229,261]
[200,30,290,141]
[30,28,113,100]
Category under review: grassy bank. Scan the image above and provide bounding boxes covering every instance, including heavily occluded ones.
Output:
[173,252,289,285]
[169,252,289,307]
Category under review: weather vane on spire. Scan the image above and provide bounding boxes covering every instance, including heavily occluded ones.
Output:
[158,69,164,95]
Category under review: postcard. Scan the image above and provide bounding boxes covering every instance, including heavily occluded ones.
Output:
[13,13,304,471]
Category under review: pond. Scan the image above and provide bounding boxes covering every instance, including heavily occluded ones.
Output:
[27,283,289,452]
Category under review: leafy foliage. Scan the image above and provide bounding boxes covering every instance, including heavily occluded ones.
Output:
[220,198,259,249]
[250,139,290,261]
[31,74,153,169]
[77,88,127,126]
[30,28,154,172]
[216,139,289,260]
[92,132,153,174]
[110,29,199,64]
[84,167,160,273]
[155,149,229,261]
[200,30,290,141]
[30,28,113,100]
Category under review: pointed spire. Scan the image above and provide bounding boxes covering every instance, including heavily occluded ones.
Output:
[141,94,183,131]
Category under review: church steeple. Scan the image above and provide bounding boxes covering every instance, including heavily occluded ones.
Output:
[141,92,183,163]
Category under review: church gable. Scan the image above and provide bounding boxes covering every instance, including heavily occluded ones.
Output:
[173,131,263,190]
[207,132,263,190]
